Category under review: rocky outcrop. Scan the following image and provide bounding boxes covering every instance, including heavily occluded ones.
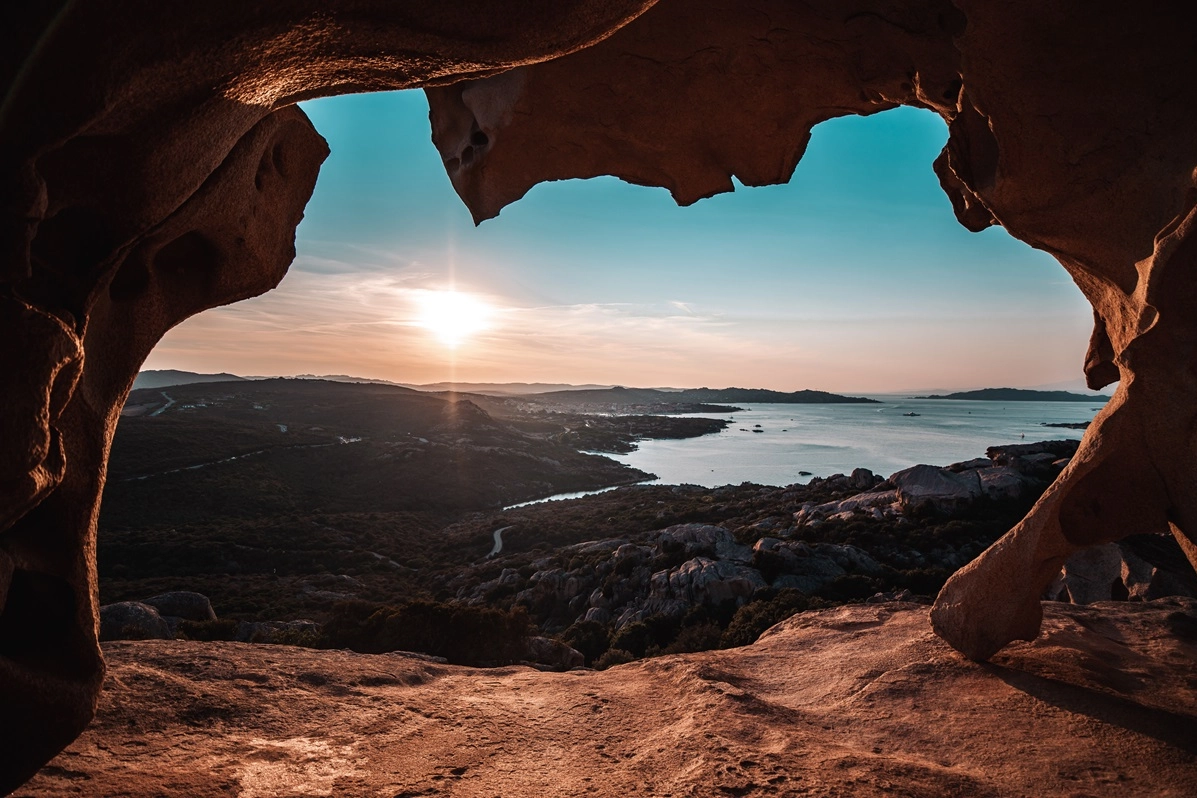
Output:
[792,442,1073,528]
[891,464,983,514]
[23,600,1197,797]
[1050,534,1197,606]
[524,636,585,671]
[97,602,171,642]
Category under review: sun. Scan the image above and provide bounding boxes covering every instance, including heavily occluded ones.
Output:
[416,290,492,348]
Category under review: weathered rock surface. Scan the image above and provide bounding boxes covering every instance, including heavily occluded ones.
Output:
[22,600,1197,797]
[1051,535,1197,606]
[891,464,983,515]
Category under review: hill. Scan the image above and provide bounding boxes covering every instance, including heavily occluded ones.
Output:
[917,387,1110,402]
[402,381,618,395]
[107,379,653,523]
[132,369,247,390]
[513,385,878,410]
[99,379,729,618]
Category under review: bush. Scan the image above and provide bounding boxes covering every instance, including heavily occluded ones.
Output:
[721,589,811,648]
[559,620,610,665]
[320,599,531,666]
[609,621,652,658]
[595,648,635,669]
[177,618,239,641]
[660,621,723,655]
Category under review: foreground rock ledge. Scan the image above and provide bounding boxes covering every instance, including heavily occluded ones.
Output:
[21,601,1197,798]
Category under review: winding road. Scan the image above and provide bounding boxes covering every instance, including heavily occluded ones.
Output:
[487,525,514,558]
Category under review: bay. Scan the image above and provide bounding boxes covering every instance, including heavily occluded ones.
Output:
[602,397,1105,488]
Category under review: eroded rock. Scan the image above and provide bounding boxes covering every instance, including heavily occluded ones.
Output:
[23,600,1197,797]
[98,602,171,642]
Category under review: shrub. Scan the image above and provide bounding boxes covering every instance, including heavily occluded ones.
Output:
[595,648,635,669]
[720,588,810,648]
[609,622,652,658]
[320,599,531,667]
[559,620,610,665]
[660,621,723,655]
[177,618,240,641]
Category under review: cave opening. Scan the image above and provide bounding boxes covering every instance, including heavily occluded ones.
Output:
[98,89,1102,667]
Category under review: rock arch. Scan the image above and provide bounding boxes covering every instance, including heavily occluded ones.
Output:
[3,0,1196,790]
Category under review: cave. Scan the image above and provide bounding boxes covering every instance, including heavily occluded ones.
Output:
[3,0,1197,791]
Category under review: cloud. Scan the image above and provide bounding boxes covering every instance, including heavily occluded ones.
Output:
[147,258,1093,392]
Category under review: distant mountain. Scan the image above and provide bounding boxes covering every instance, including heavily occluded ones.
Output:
[518,386,878,406]
[916,388,1110,402]
[1026,377,1120,394]
[133,369,246,390]
[402,382,618,395]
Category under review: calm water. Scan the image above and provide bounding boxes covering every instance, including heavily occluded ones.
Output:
[603,397,1106,488]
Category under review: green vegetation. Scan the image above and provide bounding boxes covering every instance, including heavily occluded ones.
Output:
[318,599,531,667]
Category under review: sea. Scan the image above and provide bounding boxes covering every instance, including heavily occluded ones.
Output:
[597,396,1105,489]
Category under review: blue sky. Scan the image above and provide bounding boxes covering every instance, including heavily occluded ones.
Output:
[146,90,1094,392]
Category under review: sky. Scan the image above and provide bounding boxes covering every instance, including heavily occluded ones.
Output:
[144,90,1096,393]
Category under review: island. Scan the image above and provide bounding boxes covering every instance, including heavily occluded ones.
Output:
[915,388,1110,402]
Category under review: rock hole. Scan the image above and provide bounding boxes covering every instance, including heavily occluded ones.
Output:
[271,140,288,177]
[1109,577,1129,601]
[461,145,475,166]
[470,130,489,147]
[254,154,270,191]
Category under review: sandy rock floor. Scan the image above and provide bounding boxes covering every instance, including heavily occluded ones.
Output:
[18,599,1197,797]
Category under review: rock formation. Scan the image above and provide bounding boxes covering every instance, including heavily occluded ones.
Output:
[0,2,654,790]
[424,0,1197,661]
[23,599,1197,797]
[5,0,1197,789]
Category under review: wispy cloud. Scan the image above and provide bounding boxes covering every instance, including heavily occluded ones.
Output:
[147,260,1094,392]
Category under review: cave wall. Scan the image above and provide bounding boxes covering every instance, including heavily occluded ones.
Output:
[0,2,654,790]
[3,0,1197,790]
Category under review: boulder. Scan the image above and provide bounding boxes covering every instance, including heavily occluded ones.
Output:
[889,465,982,515]
[525,636,584,670]
[975,466,1029,501]
[657,557,767,607]
[141,591,216,622]
[810,543,884,577]
[849,467,878,490]
[583,607,611,624]
[98,602,172,642]
[1055,535,1197,604]
[792,489,901,525]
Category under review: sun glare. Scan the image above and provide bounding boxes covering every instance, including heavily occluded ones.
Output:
[416,290,492,348]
